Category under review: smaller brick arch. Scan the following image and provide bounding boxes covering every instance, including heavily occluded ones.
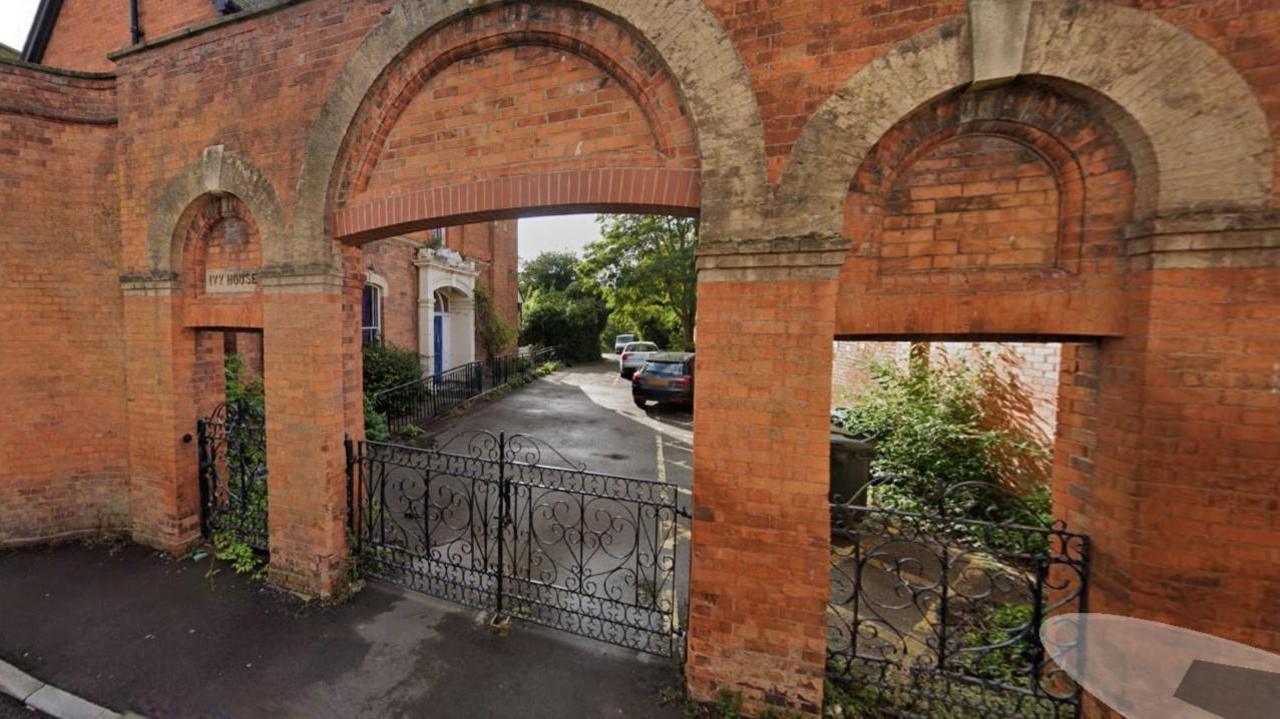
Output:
[836,81,1136,338]
[179,196,263,297]
[778,0,1274,238]
[148,145,284,278]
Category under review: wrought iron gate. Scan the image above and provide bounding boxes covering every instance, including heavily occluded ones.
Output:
[347,431,685,656]
[197,401,269,552]
[827,476,1089,718]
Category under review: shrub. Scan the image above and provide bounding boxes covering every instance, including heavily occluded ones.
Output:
[955,603,1037,685]
[519,288,608,363]
[364,394,391,442]
[224,352,264,413]
[832,350,1052,548]
[362,342,422,396]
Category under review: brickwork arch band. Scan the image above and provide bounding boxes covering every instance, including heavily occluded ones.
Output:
[776,0,1275,240]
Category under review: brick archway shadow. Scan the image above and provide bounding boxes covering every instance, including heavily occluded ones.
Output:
[775,0,1275,239]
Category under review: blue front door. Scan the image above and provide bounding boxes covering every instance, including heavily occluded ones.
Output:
[433,315,444,376]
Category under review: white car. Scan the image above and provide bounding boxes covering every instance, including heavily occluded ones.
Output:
[618,341,660,378]
[613,333,637,354]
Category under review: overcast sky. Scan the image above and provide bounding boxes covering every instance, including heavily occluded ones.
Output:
[0,2,600,261]
[516,214,602,264]
[0,1,37,50]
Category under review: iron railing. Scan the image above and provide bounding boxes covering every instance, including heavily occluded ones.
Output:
[372,347,560,434]
[372,361,484,434]
[486,346,558,387]
[826,475,1088,718]
[347,430,684,656]
[197,400,269,552]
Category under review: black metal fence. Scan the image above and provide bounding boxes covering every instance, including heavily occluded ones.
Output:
[372,361,484,434]
[486,346,558,387]
[373,347,561,434]
[827,476,1089,718]
[197,401,269,552]
[347,430,684,656]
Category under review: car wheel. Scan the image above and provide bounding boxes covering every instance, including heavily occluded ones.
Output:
[633,397,648,409]
[621,369,633,379]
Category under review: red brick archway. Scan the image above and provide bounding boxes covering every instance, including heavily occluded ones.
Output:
[8,1,1278,717]
[326,3,701,245]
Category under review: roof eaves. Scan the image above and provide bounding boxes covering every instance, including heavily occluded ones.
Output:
[21,0,64,64]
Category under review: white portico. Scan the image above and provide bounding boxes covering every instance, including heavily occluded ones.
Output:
[416,247,479,375]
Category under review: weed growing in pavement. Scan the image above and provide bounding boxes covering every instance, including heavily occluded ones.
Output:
[212,530,266,579]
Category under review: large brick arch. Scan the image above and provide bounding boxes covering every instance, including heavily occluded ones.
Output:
[288,0,766,268]
[329,4,701,244]
[146,145,285,278]
[776,0,1274,238]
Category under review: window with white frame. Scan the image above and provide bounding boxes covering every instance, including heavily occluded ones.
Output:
[362,284,382,346]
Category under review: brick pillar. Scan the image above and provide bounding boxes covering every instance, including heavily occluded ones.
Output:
[1067,215,1280,660]
[121,278,203,552]
[261,269,356,597]
[686,247,842,716]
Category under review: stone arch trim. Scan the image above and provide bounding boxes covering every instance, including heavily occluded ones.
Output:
[777,0,1274,238]
[147,145,286,277]
[290,0,766,268]
[364,269,389,296]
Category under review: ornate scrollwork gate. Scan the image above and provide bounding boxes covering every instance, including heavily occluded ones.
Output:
[827,476,1089,718]
[197,401,269,552]
[347,431,686,656]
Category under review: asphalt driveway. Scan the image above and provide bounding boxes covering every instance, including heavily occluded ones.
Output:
[424,359,693,489]
[417,359,695,625]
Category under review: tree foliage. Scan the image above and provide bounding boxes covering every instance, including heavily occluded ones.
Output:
[519,250,579,296]
[581,215,698,347]
[518,273,610,363]
[831,350,1053,548]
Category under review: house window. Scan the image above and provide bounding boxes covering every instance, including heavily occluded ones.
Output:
[362,284,382,346]
[431,227,446,246]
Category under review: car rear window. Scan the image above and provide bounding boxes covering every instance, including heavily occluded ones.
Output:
[616,335,635,341]
[642,361,686,376]
[627,343,658,352]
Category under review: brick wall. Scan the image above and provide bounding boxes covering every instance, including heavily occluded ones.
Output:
[838,82,1134,338]
[39,0,130,72]
[138,0,221,40]
[360,237,420,351]
[358,220,520,357]
[832,341,1062,455]
[879,135,1060,272]
[345,4,698,215]
[0,63,127,544]
[4,0,1280,712]
[445,221,520,358]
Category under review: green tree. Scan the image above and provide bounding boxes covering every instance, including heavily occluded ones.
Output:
[581,215,698,346]
[519,280,610,363]
[519,250,579,296]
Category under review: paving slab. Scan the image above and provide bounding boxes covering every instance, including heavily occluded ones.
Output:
[24,687,112,719]
[0,543,680,719]
[0,661,44,703]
